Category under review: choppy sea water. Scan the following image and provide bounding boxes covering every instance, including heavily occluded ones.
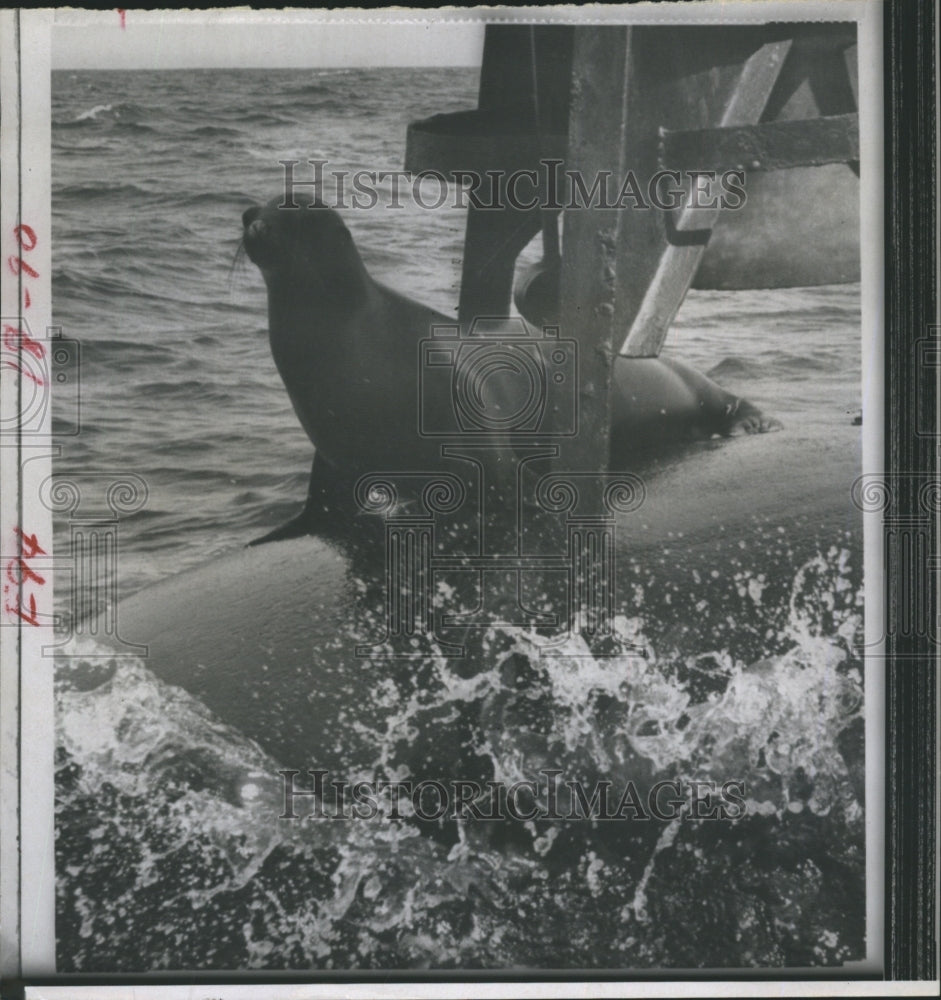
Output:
[52,68,864,971]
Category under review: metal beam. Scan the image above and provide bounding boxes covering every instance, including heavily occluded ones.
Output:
[552,26,633,470]
[660,112,859,173]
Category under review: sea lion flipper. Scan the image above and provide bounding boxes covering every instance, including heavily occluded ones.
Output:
[722,398,784,436]
[247,509,320,547]
[248,455,333,547]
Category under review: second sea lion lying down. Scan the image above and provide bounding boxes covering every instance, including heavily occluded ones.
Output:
[241,199,781,544]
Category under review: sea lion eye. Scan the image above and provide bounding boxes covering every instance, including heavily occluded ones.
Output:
[242,205,262,228]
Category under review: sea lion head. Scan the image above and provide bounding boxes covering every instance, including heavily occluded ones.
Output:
[241,197,368,301]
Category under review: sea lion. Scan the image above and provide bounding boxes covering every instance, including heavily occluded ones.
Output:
[241,198,780,545]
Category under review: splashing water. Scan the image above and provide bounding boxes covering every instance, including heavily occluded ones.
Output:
[56,548,865,970]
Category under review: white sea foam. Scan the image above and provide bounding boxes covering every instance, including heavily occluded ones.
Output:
[74,103,112,121]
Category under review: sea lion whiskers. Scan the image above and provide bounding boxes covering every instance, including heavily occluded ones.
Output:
[228,238,250,295]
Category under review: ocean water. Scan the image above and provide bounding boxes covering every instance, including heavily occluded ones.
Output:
[51,68,865,971]
[52,68,478,593]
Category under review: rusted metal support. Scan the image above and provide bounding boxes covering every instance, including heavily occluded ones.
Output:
[404,22,861,411]
[550,26,633,472]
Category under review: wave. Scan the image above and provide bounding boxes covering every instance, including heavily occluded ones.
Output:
[706,352,839,382]
[705,356,767,380]
[56,101,154,128]
[764,350,839,374]
[79,338,176,363]
[159,190,259,210]
[55,181,152,201]
[51,140,113,155]
[52,268,151,301]
[74,103,112,121]
[53,268,230,311]
[55,120,157,136]
[186,125,244,139]
[230,110,301,126]
[132,381,246,408]
[283,82,330,97]
[304,97,360,114]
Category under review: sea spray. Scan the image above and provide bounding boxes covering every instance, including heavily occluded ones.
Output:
[56,549,864,969]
